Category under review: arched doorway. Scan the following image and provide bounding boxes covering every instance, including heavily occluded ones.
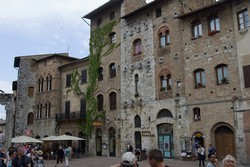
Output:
[109,127,116,157]
[192,131,204,148]
[96,128,102,156]
[215,126,235,159]
[157,123,174,158]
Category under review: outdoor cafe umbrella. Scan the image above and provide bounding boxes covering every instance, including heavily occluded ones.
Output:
[40,134,85,141]
[11,135,43,143]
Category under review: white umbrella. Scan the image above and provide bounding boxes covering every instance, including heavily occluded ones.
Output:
[52,134,85,141]
[11,135,43,143]
[40,135,57,141]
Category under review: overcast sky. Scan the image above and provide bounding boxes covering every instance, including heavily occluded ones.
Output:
[0,0,153,119]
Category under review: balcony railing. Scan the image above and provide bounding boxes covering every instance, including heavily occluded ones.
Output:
[56,111,86,121]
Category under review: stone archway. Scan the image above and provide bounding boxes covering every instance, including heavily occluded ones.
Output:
[213,124,235,159]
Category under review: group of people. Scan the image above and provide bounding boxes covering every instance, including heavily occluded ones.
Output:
[0,145,45,167]
[55,145,72,167]
[197,144,237,167]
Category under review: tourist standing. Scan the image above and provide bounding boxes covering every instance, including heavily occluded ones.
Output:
[64,145,71,167]
[197,144,206,167]
[208,144,216,155]
[110,151,138,167]
[55,146,64,167]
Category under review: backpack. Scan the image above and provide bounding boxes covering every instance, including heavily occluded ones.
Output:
[65,148,70,156]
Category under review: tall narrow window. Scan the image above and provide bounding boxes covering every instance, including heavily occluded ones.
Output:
[243,65,250,88]
[66,74,71,87]
[98,67,104,81]
[133,39,142,55]
[47,75,52,91]
[237,9,249,30]
[216,64,229,84]
[38,77,44,93]
[135,74,139,96]
[192,20,202,38]
[109,63,116,78]
[81,70,87,84]
[134,115,141,128]
[97,18,102,27]
[97,94,104,111]
[109,32,116,44]
[160,72,172,91]
[209,16,220,33]
[80,99,86,118]
[27,113,34,125]
[159,31,170,47]
[109,92,117,110]
[45,102,51,118]
[37,103,42,119]
[193,107,201,121]
[156,8,162,18]
[194,69,206,88]
[65,101,70,119]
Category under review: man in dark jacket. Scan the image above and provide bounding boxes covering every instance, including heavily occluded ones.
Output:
[12,148,32,167]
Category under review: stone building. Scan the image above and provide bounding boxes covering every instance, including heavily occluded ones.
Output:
[8,0,250,165]
[232,0,250,164]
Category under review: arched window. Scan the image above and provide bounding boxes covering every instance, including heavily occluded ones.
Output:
[46,75,52,91]
[109,92,116,110]
[133,39,142,55]
[97,94,104,111]
[194,69,206,88]
[27,113,34,125]
[38,77,44,93]
[37,103,42,119]
[134,115,141,128]
[215,64,229,84]
[109,63,116,78]
[98,67,103,81]
[157,109,173,118]
[45,102,51,118]
[159,70,172,91]
[193,107,201,121]
[109,32,116,44]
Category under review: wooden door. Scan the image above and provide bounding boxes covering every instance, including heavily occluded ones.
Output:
[215,127,235,159]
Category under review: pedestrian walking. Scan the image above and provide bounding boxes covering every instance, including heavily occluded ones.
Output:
[55,146,64,167]
[147,148,169,167]
[207,153,219,167]
[64,145,71,167]
[222,154,236,167]
[197,144,206,167]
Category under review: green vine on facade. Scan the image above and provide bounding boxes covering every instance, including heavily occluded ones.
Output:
[66,19,119,138]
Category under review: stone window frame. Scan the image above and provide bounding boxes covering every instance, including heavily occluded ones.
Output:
[215,64,229,85]
[237,8,249,31]
[193,107,201,121]
[45,101,51,118]
[36,103,42,119]
[158,26,170,48]
[194,68,206,88]
[133,38,142,56]
[27,86,34,97]
[159,69,172,92]
[27,112,34,125]
[98,67,104,81]
[208,15,220,36]
[46,74,52,91]
[97,94,104,111]
[191,20,203,39]
[38,77,44,93]
[109,92,117,111]
[109,63,116,78]
[66,74,71,87]
[109,32,117,44]
[81,69,87,84]
[134,115,141,128]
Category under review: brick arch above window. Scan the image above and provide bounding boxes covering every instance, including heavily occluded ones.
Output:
[158,26,170,34]
[159,69,171,77]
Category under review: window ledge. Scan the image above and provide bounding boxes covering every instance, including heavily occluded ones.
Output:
[191,35,202,40]
[239,28,248,34]
[208,31,220,36]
